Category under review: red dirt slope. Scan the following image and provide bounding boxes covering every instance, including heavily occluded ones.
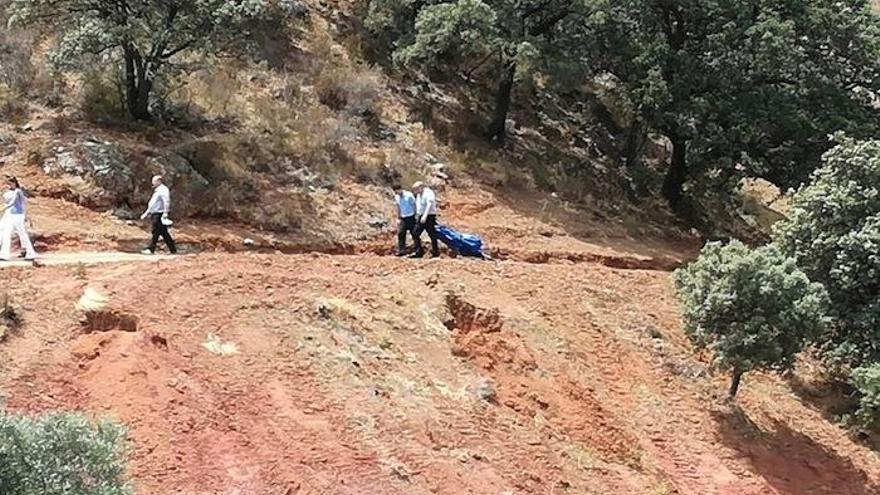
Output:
[1,249,878,494]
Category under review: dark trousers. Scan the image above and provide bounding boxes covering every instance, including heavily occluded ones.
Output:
[413,214,439,256]
[149,213,177,254]
[397,216,416,254]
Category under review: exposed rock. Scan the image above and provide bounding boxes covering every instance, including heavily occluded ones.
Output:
[112,206,138,221]
[367,217,388,229]
[42,139,209,217]
[280,0,310,18]
[289,166,334,190]
[470,378,498,403]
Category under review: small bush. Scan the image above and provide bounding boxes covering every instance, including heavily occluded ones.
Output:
[674,240,828,398]
[0,292,21,341]
[81,71,126,122]
[850,363,880,427]
[0,84,29,124]
[851,364,880,429]
[0,411,132,495]
[0,27,37,93]
[314,65,383,117]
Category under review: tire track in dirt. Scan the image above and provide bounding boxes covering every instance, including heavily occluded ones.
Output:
[443,294,642,485]
[3,254,878,495]
[2,263,404,495]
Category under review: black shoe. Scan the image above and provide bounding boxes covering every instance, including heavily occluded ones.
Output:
[430,251,440,258]
[408,252,424,259]
[395,251,408,257]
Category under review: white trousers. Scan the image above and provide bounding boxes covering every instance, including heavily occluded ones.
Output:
[0,213,37,260]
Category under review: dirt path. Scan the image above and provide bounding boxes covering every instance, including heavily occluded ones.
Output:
[0,252,177,269]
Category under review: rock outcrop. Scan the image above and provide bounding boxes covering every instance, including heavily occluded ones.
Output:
[42,138,209,218]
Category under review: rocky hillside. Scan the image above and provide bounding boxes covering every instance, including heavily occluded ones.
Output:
[0,0,726,257]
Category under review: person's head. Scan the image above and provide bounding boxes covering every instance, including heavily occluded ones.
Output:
[151,175,163,188]
[6,176,19,190]
[412,181,424,194]
[392,183,403,194]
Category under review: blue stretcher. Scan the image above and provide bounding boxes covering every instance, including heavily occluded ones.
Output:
[435,224,487,259]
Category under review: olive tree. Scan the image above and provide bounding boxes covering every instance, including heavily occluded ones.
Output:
[674,241,828,398]
[0,411,131,495]
[7,0,274,120]
[774,135,880,369]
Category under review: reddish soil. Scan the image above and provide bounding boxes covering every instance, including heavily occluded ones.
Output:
[2,241,879,494]
[0,155,876,494]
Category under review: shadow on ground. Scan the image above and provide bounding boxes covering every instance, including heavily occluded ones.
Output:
[713,407,879,495]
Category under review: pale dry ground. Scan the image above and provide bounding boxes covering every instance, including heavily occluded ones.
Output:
[0,252,177,269]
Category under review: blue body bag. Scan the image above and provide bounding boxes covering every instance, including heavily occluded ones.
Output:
[435,224,486,259]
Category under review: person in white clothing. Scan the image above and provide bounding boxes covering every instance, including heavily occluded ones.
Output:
[0,176,37,261]
[410,181,440,258]
[392,183,417,256]
[140,175,177,254]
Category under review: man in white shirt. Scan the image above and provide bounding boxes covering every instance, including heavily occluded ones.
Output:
[140,175,177,254]
[392,183,417,256]
[411,181,440,258]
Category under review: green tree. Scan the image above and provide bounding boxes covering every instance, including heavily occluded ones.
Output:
[7,0,274,120]
[774,135,880,369]
[851,363,880,428]
[368,0,589,144]
[0,411,131,495]
[674,240,827,398]
[582,0,880,210]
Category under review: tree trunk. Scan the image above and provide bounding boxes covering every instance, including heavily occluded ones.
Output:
[661,133,688,210]
[130,78,152,121]
[728,366,744,399]
[123,44,153,121]
[623,121,647,170]
[487,63,516,145]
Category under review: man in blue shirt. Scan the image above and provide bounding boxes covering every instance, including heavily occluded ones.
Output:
[392,183,417,256]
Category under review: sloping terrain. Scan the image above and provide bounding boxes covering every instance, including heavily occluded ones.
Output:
[0,2,878,493]
[0,201,878,494]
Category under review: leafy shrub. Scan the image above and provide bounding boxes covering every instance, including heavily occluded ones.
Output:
[0,411,132,495]
[773,134,880,370]
[674,240,828,397]
[0,291,21,342]
[314,65,383,117]
[851,364,880,428]
[0,28,36,93]
[81,71,126,122]
[0,84,29,124]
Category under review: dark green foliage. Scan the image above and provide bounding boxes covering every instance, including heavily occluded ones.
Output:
[774,135,880,370]
[581,0,880,209]
[367,0,590,144]
[0,411,131,495]
[674,240,828,397]
[851,364,880,428]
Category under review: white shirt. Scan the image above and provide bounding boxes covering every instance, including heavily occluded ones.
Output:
[146,184,171,214]
[416,187,438,218]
